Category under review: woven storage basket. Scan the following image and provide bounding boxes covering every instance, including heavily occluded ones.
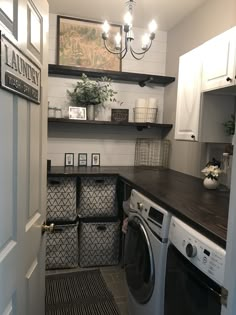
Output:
[78,176,117,217]
[47,177,77,222]
[78,218,120,267]
[133,108,158,123]
[134,138,170,167]
[46,223,78,270]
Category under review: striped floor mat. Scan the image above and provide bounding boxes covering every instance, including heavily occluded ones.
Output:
[45,269,120,315]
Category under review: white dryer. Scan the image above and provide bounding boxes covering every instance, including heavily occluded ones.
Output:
[164,217,226,315]
[124,189,171,315]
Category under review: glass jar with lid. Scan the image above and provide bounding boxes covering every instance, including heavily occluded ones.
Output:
[55,108,62,119]
[221,152,231,189]
[48,106,56,118]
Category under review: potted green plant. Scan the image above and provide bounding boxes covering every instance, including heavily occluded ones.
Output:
[67,73,117,120]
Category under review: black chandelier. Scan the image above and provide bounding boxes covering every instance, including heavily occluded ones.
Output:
[102,0,158,60]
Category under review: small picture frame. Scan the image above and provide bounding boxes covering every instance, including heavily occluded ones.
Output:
[64,153,74,166]
[78,153,87,166]
[69,106,87,120]
[91,153,100,167]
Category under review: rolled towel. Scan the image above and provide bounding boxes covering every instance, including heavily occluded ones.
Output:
[122,217,129,234]
[148,97,158,108]
[135,98,147,108]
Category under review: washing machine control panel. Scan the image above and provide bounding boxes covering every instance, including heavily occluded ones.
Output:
[130,189,171,240]
[169,217,226,286]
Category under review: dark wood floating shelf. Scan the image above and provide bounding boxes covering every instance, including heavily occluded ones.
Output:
[48,64,175,87]
[48,118,173,131]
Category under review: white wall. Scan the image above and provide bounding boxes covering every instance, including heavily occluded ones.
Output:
[48,13,168,166]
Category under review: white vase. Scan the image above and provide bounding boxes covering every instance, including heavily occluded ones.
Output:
[87,105,95,120]
[203,177,219,190]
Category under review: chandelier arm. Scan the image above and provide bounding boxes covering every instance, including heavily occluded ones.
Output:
[103,39,127,55]
[121,48,129,59]
[130,40,153,56]
[130,47,146,60]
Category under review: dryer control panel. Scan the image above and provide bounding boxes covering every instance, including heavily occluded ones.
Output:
[169,217,226,286]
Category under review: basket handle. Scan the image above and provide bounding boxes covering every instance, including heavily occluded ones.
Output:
[48,179,61,185]
[96,225,107,231]
[94,179,105,184]
[53,226,66,232]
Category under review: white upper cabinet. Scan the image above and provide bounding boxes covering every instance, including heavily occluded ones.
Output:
[175,38,235,143]
[202,27,236,91]
[175,46,203,141]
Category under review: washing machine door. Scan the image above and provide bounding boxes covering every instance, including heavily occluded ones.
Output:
[124,216,155,304]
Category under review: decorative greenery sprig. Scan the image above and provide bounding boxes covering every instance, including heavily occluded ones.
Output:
[223,114,235,136]
[67,73,117,106]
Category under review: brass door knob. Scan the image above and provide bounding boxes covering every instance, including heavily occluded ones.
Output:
[42,223,55,234]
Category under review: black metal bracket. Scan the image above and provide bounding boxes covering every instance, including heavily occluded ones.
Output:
[138,77,154,87]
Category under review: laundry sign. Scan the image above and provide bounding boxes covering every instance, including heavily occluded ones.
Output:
[0,33,41,104]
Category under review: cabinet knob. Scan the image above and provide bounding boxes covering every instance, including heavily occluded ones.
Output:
[226,77,232,82]
[191,134,195,140]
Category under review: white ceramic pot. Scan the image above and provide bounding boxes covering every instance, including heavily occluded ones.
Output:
[203,177,219,190]
[87,105,95,120]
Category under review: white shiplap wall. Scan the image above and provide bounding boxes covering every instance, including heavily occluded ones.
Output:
[48,13,168,166]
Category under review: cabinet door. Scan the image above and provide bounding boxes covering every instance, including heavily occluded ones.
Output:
[175,47,203,141]
[202,27,236,91]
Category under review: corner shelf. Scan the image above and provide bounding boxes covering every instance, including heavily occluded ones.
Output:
[48,118,173,131]
[48,64,175,87]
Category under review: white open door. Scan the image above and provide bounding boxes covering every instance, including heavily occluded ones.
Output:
[0,0,48,314]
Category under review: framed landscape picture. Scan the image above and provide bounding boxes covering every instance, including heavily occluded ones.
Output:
[57,16,122,71]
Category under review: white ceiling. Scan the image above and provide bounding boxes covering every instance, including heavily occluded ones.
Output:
[48,0,209,31]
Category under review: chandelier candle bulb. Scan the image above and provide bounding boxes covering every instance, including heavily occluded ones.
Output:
[148,19,158,33]
[124,11,133,26]
[102,20,110,34]
[142,33,150,50]
[115,33,122,49]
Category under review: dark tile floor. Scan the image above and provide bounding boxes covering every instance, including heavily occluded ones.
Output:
[100,266,129,315]
[46,265,129,315]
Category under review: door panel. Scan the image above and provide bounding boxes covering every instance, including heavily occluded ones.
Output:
[27,0,42,61]
[0,93,14,247]
[0,0,48,314]
[0,0,18,36]
[174,47,203,141]
[202,28,236,91]
[29,105,40,215]
[0,91,17,315]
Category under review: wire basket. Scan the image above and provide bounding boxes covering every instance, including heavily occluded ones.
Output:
[134,138,170,167]
[134,108,158,123]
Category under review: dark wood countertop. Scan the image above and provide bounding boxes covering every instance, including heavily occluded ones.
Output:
[48,166,229,247]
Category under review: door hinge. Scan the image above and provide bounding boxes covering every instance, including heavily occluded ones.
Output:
[221,286,228,307]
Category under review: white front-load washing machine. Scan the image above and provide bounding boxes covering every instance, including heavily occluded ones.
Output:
[124,189,171,315]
